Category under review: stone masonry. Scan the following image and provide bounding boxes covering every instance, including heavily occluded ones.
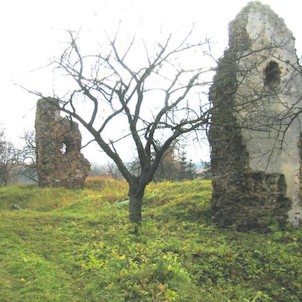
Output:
[209,2,302,231]
[35,98,90,189]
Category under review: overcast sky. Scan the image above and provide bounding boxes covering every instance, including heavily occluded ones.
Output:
[0,0,301,163]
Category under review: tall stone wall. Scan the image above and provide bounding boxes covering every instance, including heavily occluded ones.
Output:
[209,1,302,231]
[35,98,90,189]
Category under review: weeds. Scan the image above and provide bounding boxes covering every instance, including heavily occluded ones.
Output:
[0,179,301,301]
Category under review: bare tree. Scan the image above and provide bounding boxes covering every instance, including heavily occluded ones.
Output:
[150,144,196,181]
[89,162,123,179]
[153,144,180,181]
[0,130,21,186]
[31,30,212,225]
[19,130,38,183]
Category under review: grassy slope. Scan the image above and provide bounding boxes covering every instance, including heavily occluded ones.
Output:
[0,178,301,302]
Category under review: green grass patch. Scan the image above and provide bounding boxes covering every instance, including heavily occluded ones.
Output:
[0,179,301,301]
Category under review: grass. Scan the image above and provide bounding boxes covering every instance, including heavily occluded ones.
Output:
[0,177,302,301]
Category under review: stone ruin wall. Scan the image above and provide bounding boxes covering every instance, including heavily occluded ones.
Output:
[209,2,302,231]
[35,98,90,189]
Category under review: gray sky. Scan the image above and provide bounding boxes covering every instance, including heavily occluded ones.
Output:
[0,0,301,163]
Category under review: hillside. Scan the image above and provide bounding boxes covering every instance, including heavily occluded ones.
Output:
[0,178,301,301]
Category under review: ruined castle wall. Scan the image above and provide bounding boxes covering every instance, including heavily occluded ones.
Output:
[210,2,302,230]
[35,98,90,189]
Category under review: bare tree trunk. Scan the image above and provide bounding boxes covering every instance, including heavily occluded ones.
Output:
[128,184,144,224]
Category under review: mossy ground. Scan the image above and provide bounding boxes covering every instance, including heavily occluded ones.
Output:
[0,177,301,301]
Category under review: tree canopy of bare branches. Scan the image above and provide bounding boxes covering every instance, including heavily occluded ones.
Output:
[32,29,213,225]
[0,129,21,186]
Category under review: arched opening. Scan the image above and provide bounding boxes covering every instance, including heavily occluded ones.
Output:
[60,142,68,155]
[264,61,281,89]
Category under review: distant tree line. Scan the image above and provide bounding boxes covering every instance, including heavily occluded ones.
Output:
[0,128,210,186]
[88,144,200,181]
[0,129,37,186]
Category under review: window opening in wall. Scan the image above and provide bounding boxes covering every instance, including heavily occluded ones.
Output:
[264,61,281,89]
[60,143,67,154]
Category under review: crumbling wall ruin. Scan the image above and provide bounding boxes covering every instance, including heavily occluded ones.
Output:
[209,1,302,231]
[35,98,90,189]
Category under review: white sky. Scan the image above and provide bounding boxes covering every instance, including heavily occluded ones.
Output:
[0,0,301,164]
